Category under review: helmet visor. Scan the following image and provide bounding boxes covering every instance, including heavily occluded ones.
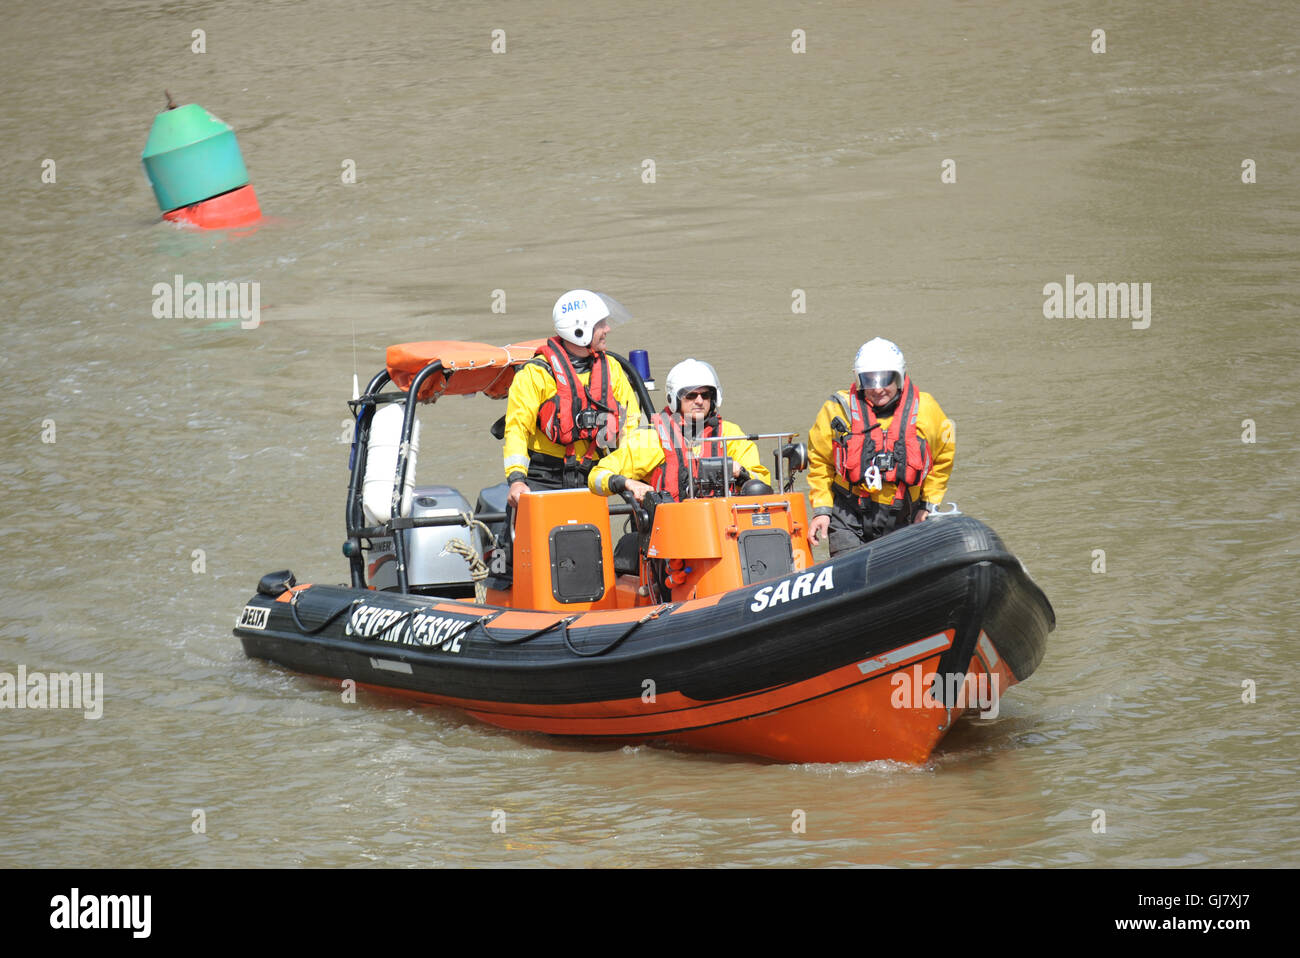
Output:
[594,292,633,328]
[857,370,900,390]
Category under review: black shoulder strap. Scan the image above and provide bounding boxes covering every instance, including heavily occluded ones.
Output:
[828,392,852,438]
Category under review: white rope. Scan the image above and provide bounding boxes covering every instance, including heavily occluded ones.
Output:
[439,512,495,604]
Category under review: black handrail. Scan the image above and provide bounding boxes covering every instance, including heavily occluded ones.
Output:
[345,368,393,588]
[390,362,448,592]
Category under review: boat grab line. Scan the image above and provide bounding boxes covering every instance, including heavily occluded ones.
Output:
[290,593,362,636]
[472,611,576,645]
[563,604,677,658]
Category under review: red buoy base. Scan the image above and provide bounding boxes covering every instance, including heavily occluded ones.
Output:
[163,184,261,229]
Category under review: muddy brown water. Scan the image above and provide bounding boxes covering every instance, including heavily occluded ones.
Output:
[1,0,1296,867]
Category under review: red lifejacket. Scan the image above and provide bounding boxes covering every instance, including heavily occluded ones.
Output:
[534,337,621,461]
[648,410,726,501]
[832,376,931,507]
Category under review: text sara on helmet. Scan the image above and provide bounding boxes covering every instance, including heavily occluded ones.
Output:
[552,289,633,350]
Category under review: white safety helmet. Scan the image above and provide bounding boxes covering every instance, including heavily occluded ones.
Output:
[852,337,906,390]
[552,289,631,347]
[665,358,723,413]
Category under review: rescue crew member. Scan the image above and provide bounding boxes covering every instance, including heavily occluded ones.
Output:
[504,289,643,507]
[589,358,770,502]
[807,338,954,555]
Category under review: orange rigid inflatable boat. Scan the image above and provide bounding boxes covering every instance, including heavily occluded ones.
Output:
[234,340,1054,763]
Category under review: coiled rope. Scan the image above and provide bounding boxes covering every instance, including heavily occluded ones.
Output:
[438,512,494,604]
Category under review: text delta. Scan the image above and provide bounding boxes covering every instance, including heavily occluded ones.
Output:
[238,605,269,629]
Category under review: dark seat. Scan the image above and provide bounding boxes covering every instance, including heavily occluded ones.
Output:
[613,531,640,577]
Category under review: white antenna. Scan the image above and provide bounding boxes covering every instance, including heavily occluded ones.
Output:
[351,318,360,400]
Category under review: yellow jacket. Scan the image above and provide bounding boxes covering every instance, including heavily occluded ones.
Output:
[589,417,771,496]
[503,353,642,482]
[806,389,953,513]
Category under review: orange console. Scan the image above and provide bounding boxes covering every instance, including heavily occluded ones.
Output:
[485,489,620,612]
[647,493,812,600]
[486,489,813,610]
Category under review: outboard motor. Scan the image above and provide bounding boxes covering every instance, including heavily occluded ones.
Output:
[403,485,480,598]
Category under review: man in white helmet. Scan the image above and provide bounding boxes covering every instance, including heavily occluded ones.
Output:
[503,290,643,506]
[588,358,770,503]
[806,338,954,555]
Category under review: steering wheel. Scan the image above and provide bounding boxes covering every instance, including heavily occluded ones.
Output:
[498,500,516,569]
[618,488,653,537]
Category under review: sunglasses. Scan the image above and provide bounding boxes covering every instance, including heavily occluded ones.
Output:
[681,389,714,402]
[857,372,899,390]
